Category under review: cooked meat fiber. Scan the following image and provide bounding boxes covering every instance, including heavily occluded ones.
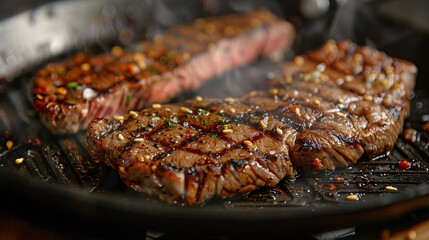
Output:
[33,9,295,134]
[87,40,416,204]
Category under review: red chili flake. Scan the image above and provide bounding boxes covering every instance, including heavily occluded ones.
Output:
[327,184,337,191]
[33,138,42,146]
[312,158,323,170]
[398,159,410,170]
[288,105,299,111]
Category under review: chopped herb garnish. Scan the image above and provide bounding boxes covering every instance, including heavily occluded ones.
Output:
[125,94,131,107]
[147,66,159,74]
[67,81,78,88]
[218,117,226,123]
[197,108,208,115]
[223,124,228,130]
[214,110,225,116]
[211,133,218,138]
[163,117,177,126]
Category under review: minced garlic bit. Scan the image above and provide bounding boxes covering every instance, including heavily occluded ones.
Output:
[259,120,267,129]
[228,107,236,113]
[363,94,373,101]
[295,108,301,116]
[222,129,233,134]
[111,46,123,56]
[224,97,235,103]
[129,110,139,118]
[36,94,44,100]
[336,112,345,117]
[133,138,144,142]
[243,140,256,150]
[293,56,304,66]
[345,75,354,82]
[152,103,162,109]
[180,106,191,113]
[270,88,279,95]
[195,96,203,102]
[113,115,125,121]
[80,63,91,71]
[15,157,24,164]
[316,63,326,72]
[6,140,14,150]
[338,97,344,103]
[56,87,68,95]
[182,52,190,61]
[385,186,398,191]
[276,127,283,135]
[346,194,359,201]
[314,99,321,105]
[117,133,125,140]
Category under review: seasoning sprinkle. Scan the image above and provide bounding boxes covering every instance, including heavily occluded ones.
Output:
[223,129,233,134]
[195,96,203,102]
[152,103,162,109]
[346,194,359,201]
[67,81,79,89]
[117,133,125,140]
[363,94,373,101]
[314,99,321,105]
[345,75,354,82]
[276,127,283,135]
[114,115,124,121]
[259,120,267,129]
[15,157,24,164]
[133,138,144,142]
[80,63,91,71]
[224,97,235,103]
[294,56,304,66]
[336,112,345,117]
[180,106,191,113]
[129,110,139,118]
[6,140,14,150]
[56,87,67,95]
[243,140,256,150]
[385,186,398,191]
[270,88,279,95]
[249,91,258,97]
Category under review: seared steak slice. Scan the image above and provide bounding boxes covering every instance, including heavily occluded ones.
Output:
[87,40,416,204]
[33,9,295,134]
[87,98,294,205]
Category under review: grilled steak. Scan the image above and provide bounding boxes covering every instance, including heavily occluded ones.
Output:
[87,41,416,204]
[88,98,295,205]
[32,9,295,134]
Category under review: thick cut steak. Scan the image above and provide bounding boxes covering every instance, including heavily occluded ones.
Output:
[87,40,416,204]
[32,9,295,134]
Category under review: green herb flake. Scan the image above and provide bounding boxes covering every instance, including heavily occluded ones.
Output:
[163,117,177,127]
[211,133,218,138]
[197,108,208,115]
[214,110,225,116]
[125,95,131,107]
[147,66,159,74]
[67,81,79,88]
